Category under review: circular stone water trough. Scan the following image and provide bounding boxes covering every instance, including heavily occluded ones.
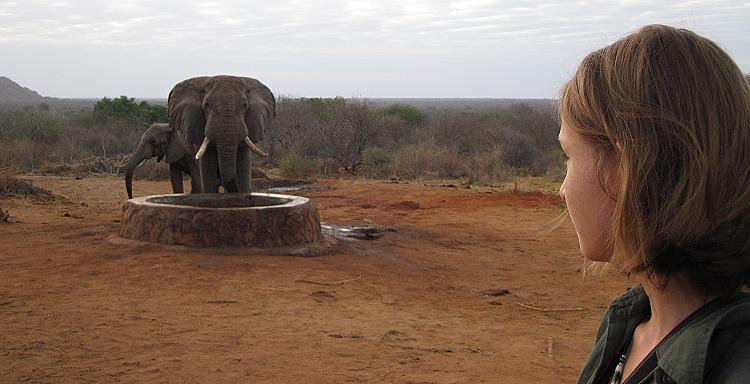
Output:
[119,193,322,247]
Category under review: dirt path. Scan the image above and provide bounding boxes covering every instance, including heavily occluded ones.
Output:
[0,175,631,383]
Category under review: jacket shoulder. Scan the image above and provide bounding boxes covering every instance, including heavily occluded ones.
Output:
[704,297,750,383]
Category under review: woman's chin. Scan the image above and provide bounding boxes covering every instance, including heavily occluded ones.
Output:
[579,244,612,263]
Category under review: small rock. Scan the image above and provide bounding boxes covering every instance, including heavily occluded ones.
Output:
[480,289,510,297]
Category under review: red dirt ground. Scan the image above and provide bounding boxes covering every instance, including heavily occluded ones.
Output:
[0,175,631,383]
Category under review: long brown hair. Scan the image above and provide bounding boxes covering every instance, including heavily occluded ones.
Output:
[560,24,750,294]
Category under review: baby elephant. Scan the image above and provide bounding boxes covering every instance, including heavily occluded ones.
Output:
[124,123,202,198]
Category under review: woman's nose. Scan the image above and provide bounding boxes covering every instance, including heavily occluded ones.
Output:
[559,181,566,201]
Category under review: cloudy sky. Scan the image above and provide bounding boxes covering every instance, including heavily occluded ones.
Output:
[1,0,748,98]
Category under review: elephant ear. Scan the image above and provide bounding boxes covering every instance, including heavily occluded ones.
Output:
[168,77,210,148]
[241,77,276,143]
[165,129,189,164]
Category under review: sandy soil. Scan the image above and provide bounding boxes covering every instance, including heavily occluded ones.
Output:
[0,175,631,383]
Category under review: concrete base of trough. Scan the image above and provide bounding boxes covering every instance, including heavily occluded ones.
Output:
[119,193,322,247]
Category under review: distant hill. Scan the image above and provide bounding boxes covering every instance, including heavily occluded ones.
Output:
[0,76,52,102]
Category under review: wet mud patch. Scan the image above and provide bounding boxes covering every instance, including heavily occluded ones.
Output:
[253,178,314,192]
[321,223,397,241]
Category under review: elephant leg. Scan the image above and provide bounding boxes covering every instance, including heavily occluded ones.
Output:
[236,146,252,193]
[201,144,220,193]
[186,160,202,194]
[169,164,184,194]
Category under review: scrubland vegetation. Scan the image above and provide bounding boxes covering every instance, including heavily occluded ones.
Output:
[0,95,564,185]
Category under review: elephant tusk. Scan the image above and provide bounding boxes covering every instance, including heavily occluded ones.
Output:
[196,137,210,160]
[245,137,269,157]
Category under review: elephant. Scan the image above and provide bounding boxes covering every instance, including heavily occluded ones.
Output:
[168,75,274,193]
[124,123,202,199]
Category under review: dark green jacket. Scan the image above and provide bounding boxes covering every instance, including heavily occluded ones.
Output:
[578,285,750,384]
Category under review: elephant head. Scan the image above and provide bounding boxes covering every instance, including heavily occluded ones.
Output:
[168,76,275,193]
[124,123,200,198]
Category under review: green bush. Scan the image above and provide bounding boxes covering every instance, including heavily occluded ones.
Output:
[361,147,392,179]
[280,152,317,179]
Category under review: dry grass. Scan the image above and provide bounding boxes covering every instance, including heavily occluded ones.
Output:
[0,174,56,199]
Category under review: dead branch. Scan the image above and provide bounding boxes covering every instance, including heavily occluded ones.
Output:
[294,275,362,286]
[514,301,584,312]
[548,336,555,359]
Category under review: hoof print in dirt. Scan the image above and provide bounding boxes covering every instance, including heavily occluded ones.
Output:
[311,290,336,302]
[382,330,416,343]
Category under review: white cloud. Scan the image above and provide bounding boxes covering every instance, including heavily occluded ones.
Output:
[0,0,747,97]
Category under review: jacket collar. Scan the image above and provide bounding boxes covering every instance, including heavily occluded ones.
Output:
[609,286,750,384]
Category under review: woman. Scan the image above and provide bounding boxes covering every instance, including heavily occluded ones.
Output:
[558,25,750,383]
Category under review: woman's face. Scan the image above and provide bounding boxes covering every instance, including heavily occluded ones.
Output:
[558,121,618,262]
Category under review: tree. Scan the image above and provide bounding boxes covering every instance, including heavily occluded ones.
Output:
[94,96,141,122]
[383,103,426,127]
[138,101,168,124]
[267,96,321,163]
[311,99,384,172]
[93,96,167,125]
[305,97,346,122]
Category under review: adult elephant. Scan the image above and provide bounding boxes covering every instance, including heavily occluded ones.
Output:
[124,123,201,198]
[168,75,274,193]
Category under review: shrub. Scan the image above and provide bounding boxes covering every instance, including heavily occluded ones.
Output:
[499,130,538,169]
[77,155,128,175]
[393,143,465,179]
[280,152,317,179]
[361,147,392,179]
[392,144,432,179]
[0,139,49,171]
[37,162,74,175]
[464,147,510,185]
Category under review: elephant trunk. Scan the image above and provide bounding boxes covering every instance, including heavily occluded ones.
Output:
[124,146,149,199]
[215,122,240,193]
